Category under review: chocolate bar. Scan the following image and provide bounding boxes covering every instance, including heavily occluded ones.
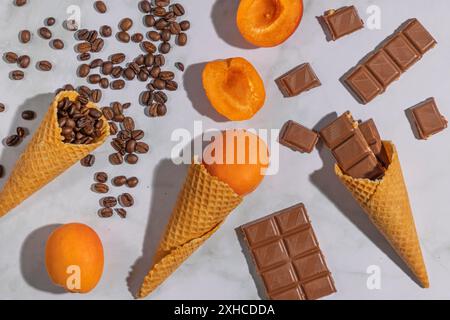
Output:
[409,98,448,139]
[275,63,321,98]
[345,19,437,104]
[240,203,336,300]
[279,121,319,154]
[359,119,384,160]
[320,112,385,180]
[321,6,364,41]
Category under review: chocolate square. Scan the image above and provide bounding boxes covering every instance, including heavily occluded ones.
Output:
[411,98,448,139]
[332,131,372,171]
[319,112,356,149]
[275,63,321,97]
[366,50,401,87]
[346,154,385,180]
[384,34,421,71]
[279,120,319,154]
[403,19,437,54]
[345,66,383,104]
[322,6,364,40]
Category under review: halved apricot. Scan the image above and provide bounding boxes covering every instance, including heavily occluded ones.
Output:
[202,57,266,121]
[237,0,303,47]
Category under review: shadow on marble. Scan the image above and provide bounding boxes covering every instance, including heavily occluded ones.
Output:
[211,0,257,50]
[310,112,421,287]
[235,228,267,300]
[183,62,229,123]
[0,93,53,190]
[20,224,66,294]
[127,135,211,298]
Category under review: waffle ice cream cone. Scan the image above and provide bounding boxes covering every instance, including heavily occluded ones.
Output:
[335,141,429,288]
[138,163,243,298]
[0,91,109,218]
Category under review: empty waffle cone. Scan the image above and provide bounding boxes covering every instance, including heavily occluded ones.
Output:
[138,163,243,298]
[335,141,429,288]
[0,91,110,218]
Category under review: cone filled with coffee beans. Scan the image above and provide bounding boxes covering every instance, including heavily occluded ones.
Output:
[0,91,110,217]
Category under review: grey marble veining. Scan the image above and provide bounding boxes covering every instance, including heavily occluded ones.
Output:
[1,0,450,300]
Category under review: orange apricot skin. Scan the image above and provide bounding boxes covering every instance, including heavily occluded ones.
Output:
[45,223,104,294]
[237,0,304,47]
[202,57,266,121]
[203,130,270,196]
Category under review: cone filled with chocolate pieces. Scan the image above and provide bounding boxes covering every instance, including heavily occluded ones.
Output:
[320,112,429,288]
[0,91,110,217]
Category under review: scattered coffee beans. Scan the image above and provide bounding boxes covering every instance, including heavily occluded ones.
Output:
[92,183,109,194]
[38,27,52,40]
[80,154,96,167]
[38,60,52,71]
[98,208,113,218]
[46,17,56,26]
[118,193,134,207]
[0,103,5,112]
[101,196,118,208]
[22,110,36,120]
[115,208,127,218]
[95,1,107,13]
[19,30,31,43]
[18,55,31,68]
[6,134,21,147]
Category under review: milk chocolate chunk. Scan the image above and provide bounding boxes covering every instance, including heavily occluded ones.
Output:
[344,19,436,104]
[332,131,372,171]
[319,112,356,149]
[410,98,448,140]
[346,154,385,180]
[279,121,318,154]
[240,203,336,300]
[359,119,386,163]
[275,63,321,98]
[321,6,364,41]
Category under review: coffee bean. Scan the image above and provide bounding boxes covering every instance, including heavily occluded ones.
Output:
[110,53,126,64]
[5,52,18,63]
[76,42,92,53]
[118,193,134,207]
[100,78,109,89]
[77,29,90,41]
[22,110,36,120]
[11,70,24,80]
[155,0,170,7]
[52,39,64,50]
[117,31,130,43]
[115,208,127,218]
[126,177,139,188]
[39,27,52,39]
[180,20,190,31]
[142,41,156,54]
[125,154,139,164]
[155,18,169,30]
[89,59,102,69]
[153,79,166,90]
[119,18,133,31]
[88,74,101,84]
[111,66,123,78]
[154,91,168,103]
[139,1,151,13]
[144,15,156,27]
[101,196,118,208]
[109,152,124,165]
[177,33,187,46]
[100,25,112,37]
[94,1,107,13]
[159,42,171,54]
[169,22,182,35]
[171,3,185,16]
[132,130,145,140]
[80,154,96,167]
[166,80,178,91]
[46,17,56,26]
[160,29,171,41]
[15,0,27,7]
[79,53,91,61]
[15,127,26,139]
[91,38,104,52]
[122,117,135,132]
[0,103,5,112]
[98,208,113,218]
[109,122,118,135]
[19,30,31,43]
[123,103,131,109]
[154,54,165,67]
[175,62,185,72]
[101,61,113,75]
[112,176,127,186]
[95,172,108,183]
[92,183,109,193]
[132,33,144,43]
[111,79,125,90]
[6,135,21,147]
[148,103,167,117]
[153,6,166,17]
[126,139,137,153]
[78,64,90,77]
[38,60,52,71]
[135,142,150,154]
[159,71,175,81]
[112,102,124,115]
[18,55,31,68]
[91,89,102,103]
[102,107,114,120]
[87,30,98,43]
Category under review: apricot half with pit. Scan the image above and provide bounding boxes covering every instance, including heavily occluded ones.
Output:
[237,0,304,47]
[202,57,266,121]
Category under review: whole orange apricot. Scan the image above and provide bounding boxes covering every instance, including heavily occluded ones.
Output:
[203,130,270,196]
[202,57,266,121]
[237,0,304,47]
[45,223,104,294]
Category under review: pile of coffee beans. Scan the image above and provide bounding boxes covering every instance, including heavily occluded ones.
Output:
[56,96,105,145]
[92,172,137,218]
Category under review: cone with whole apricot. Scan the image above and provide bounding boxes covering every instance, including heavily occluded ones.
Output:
[138,130,269,298]
[0,91,109,218]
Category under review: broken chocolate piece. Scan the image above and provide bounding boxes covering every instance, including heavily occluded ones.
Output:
[275,63,321,98]
[321,6,364,41]
[410,98,448,140]
[279,120,319,154]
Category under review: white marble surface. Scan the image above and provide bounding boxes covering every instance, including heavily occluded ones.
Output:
[1,0,450,300]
